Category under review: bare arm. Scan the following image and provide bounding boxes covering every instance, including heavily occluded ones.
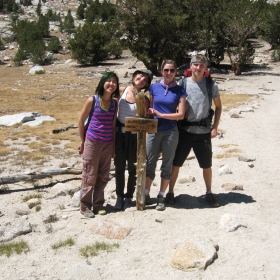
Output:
[211,96,222,138]
[78,96,93,153]
[147,96,186,120]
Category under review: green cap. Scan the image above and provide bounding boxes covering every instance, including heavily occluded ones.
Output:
[133,69,153,84]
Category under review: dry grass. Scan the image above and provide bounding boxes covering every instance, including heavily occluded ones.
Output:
[0,64,98,170]
[219,91,254,111]
[0,64,253,171]
[215,148,242,159]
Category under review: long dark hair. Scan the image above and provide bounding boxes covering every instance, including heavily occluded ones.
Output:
[95,72,120,98]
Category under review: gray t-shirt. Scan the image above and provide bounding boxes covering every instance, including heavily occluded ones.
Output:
[179,77,220,134]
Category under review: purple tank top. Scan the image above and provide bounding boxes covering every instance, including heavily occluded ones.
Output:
[86,95,116,143]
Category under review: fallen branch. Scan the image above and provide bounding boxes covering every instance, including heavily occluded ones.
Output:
[0,166,116,185]
[52,124,78,134]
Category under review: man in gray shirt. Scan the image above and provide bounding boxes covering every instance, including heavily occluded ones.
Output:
[166,54,222,207]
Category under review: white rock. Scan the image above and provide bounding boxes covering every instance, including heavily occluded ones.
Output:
[29,66,45,74]
[218,164,232,176]
[219,213,248,232]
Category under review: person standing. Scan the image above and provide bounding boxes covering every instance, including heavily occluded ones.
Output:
[145,59,186,211]
[166,54,222,207]
[114,69,153,210]
[78,72,119,218]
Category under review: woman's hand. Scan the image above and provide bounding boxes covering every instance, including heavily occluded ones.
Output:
[147,108,162,117]
[78,142,84,155]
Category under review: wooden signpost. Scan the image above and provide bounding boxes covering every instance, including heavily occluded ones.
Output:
[125,89,157,210]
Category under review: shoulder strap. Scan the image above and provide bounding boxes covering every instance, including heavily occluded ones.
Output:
[206,77,213,108]
[88,95,96,120]
[84,95,96,137]
[113,99,118,119]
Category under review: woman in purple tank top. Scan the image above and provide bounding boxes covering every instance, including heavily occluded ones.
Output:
[78,72,120,218]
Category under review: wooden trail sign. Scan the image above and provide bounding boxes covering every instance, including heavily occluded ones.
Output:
[125,89,157,210]
[125,117,157,133]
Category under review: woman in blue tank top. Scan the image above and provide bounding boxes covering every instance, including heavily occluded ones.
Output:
[145,59,187,211]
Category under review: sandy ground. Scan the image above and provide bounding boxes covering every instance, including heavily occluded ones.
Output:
[1,41,280,279]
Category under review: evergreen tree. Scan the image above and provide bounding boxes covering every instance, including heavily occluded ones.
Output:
[76,2,86,20]
[30,39,46,65]
[36,0,42,16]
[13,48,27,66]
[47,36,62,53]
[62,9,75,34]
[37,15,49,38]
[116,0,191,73]
[216,0,264,75]
[20,0,32,6]
[69,23,110,65]
[262,3,280,47]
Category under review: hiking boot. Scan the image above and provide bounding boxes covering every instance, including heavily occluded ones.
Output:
[165,192,175,205]
[145,194,152,205]
[156,195,166,211]
[206,193,219,207]
[114,196,124,210]
[123,198,133,209]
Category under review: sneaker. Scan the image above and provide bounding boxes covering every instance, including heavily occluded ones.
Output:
[83,212,95,218]
[156,195,166,211]
[114,196,124,210]
[97,209,107,215]
[145,194,152,205]
[123,198,133,209]
[206,193,219,207]
[165,192,175,205]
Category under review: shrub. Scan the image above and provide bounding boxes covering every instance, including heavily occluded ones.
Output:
[47,36,62,53]
[35,70,45,74]
[271,46,280,61]
[13,48,27,66]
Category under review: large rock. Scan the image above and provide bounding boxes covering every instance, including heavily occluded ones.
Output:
[91,220,132,240]
[0,216,32,242]
[29,66,45,74]
[238,155,256,162]
[221,183,244,191]
[0,112,55,127]
[48,183,80,198]
[219,213,248,232]
[171,238,218,271]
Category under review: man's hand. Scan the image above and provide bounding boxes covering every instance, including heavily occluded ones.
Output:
[211,128,218,138]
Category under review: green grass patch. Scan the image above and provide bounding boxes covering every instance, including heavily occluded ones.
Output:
[0,240,30,257]
[51,237,75,250]
[35,205,41,212]
[22,193,42,202]
[80,241,119,258]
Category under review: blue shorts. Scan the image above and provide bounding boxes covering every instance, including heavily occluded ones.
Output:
[173,129,212,169]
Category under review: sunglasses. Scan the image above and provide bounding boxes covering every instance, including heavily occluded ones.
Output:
[163,69,175,73]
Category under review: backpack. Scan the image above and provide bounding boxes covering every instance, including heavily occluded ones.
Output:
[178,69,214,128]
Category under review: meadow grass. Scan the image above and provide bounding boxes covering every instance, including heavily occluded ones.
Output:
[80,242,119,258]
[0,240,30,257]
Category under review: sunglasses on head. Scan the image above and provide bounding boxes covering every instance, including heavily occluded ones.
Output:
[163,69,175,73]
